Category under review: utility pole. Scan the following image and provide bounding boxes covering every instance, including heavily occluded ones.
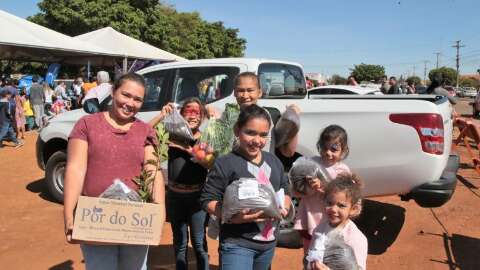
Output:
[423,60,429,85]
[434,52,441,69]
[452,40,465,88]
[412,65,416,77]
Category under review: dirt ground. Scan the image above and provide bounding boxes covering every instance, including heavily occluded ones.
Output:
[1,98,479,270]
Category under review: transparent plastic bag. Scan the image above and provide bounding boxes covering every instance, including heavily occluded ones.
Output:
[100,179,142,202]
[200,119,231,156]
[221,178,282,223]
[323,236,359,270]
[206,214,220,240]
[163,108,195,146]
[274,106,300,147]
[289,157,330,195]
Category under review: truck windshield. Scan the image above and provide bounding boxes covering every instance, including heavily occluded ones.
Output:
[258,63,307,98]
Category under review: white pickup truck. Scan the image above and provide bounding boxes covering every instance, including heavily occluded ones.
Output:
[36,58,458,211]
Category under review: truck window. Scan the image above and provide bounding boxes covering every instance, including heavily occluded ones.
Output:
[142,70,172,111]
[173,66,240,104]
[258,63,306,98]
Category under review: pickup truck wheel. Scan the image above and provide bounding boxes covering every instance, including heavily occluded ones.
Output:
[45,150,66,203]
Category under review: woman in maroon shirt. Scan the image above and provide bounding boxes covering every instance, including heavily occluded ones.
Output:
[63,73,166,270]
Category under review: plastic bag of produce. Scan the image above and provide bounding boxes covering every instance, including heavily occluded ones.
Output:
[221,178,282,223]
[322,236,359,270]
[191,141,216,168]
[100,179,142,202]
[163,108,195,146]
[200,119,232,156]
[274,106,300,147]
[289,157,330,195]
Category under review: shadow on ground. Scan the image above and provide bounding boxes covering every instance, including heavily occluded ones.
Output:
[456,175,480,199]
[48,260,74,270]
[450,234,480,270]
[26,178,61,204]
[148,245,219,270]
[353,199,406,255]
[428,233,480,270]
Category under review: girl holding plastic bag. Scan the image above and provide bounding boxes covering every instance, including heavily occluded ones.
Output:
[63,73,166,270]
[200,104,291,270]
[161,98,211,270]
[305,174,367,270]
[294,125,352,254]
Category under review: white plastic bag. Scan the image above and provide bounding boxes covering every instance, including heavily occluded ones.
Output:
[289,157,330,195]
[221,178,282,223]
[163,108,195,146]
[274,106,300,147]
[322,236,359,270]
[100,179,142,202]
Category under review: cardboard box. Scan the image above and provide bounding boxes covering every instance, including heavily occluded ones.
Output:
[72,196,163,245]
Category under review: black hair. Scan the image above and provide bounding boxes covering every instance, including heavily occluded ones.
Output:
[234,72,261,90]
[112,73,146,92]
[317,124,350,159]
[180,97,207,120]
[324,174,363,215]
[32,75,39,83]
[235,104,271,130]
[389,76,397,81]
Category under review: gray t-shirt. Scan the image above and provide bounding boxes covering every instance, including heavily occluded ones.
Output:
[29,83,44,105]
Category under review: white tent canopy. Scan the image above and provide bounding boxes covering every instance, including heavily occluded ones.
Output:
[74,27,186,63]
[0,9,120,65]
[0,9,185,67]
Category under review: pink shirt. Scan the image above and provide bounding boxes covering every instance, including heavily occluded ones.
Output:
[307,220,368,270]
[69,113,157,197]
[294,160,351,235]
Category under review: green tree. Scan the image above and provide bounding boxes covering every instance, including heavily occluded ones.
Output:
[28,0,246,59]
[328,74,347,85]
[406,76,422,86]
[350,63,385,83]
[428,67,457,86]
[459,77,480,88]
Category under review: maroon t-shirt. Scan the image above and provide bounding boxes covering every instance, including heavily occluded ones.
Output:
[69,113,157,197]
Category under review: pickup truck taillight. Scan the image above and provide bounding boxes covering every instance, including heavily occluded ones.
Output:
[389,113,444,155]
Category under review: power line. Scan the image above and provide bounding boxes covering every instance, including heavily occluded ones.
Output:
[434,52,442,69]
[452,40,466,88]
[423,60,429,84]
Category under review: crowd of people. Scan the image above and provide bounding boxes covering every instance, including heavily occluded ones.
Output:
[63,71,368,270]
[0,71,113,148]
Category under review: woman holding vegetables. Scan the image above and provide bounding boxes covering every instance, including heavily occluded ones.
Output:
[63,73,166,270]
[155,98,211,270]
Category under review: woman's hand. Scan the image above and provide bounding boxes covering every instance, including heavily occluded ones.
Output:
[310,261,331,270]
[64,217,74,243]
[149,103,175,127]
[229,209,270,224]
[205,105,220,119]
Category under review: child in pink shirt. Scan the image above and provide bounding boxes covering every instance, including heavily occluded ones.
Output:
[305,174,368,270]
[294,125,351,253]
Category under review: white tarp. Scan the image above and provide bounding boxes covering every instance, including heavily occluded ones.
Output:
[74,27,186,62]
[0,9,119,64]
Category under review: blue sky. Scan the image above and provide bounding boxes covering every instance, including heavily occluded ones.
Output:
[2,0,480,78]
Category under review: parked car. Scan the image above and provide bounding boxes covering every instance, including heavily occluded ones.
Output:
[308,85,383,96]
[36,58,458,247]
[461,87,477,98]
